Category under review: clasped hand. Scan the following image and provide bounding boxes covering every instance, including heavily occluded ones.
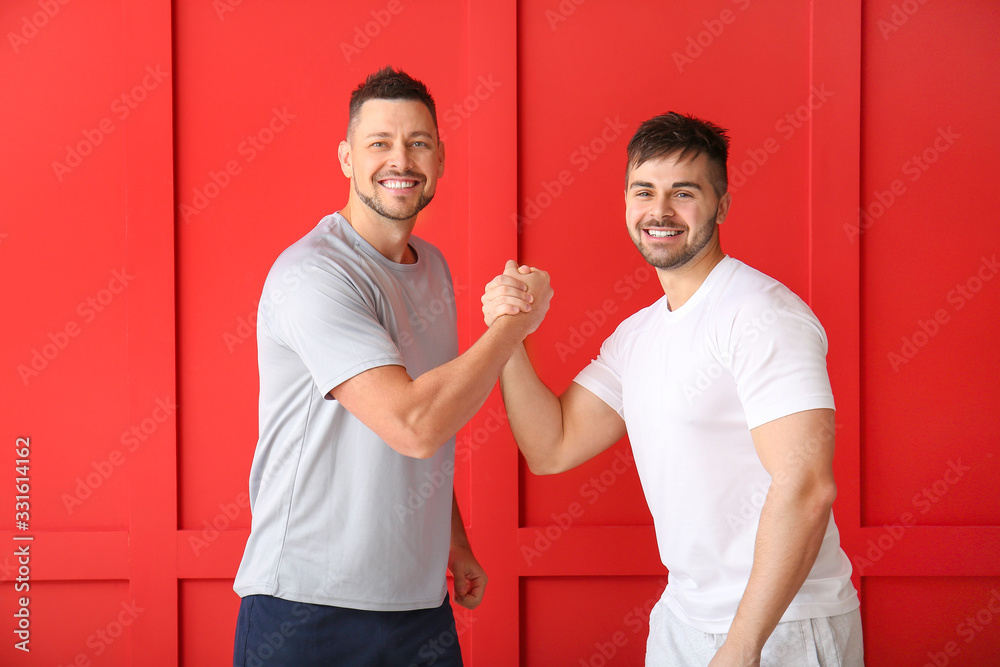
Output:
[481,260,553,333]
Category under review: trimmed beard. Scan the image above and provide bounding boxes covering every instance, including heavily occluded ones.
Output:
[633,214,717,270]
[354,177,434,222]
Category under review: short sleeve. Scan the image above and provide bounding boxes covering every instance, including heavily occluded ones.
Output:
[263,259,403,396]
[723,287,835,429]
[573,323,628,418]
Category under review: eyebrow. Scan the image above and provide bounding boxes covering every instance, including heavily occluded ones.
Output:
[628,180,703,190]
[363,130,436,141]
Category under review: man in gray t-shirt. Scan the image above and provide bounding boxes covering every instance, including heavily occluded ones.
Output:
[233,68,551,666]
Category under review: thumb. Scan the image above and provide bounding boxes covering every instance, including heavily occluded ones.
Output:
[503,259,519,275]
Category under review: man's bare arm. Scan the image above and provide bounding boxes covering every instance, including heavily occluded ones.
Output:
[484,262,626,474]
[709,408,838,666]
[330,269,552,459]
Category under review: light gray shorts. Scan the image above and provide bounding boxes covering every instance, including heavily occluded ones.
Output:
[645,601,863,666]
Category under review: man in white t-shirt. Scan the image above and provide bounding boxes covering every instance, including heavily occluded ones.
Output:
[232,67,551,666]
[482,112,862,666]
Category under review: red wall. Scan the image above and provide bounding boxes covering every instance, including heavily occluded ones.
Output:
[2,0,998,665]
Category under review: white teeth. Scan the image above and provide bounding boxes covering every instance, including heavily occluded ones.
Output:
[647,229,681,238]
[382,180,417,189]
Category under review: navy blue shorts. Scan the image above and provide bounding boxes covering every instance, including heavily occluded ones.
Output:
[233,593,464,667]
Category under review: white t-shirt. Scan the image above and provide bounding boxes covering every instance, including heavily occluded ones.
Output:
[234,213,458,611]
[574,256,859,633]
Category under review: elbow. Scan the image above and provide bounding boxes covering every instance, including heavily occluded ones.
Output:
[388,427,445,460]
[800,478,837,518]
[523,454,570,476]
[525,460,555,476]
[773,471,837,513]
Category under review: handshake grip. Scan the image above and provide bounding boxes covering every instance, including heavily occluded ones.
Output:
[481,260,553,334]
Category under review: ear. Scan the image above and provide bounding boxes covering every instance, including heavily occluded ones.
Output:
[716,191,732,225]
[436,138,446,178]
[337,140,352,178]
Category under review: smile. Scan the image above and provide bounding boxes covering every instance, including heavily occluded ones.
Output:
[645,229,683,238]
[379,179,419,190]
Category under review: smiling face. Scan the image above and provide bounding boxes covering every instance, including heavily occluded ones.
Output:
[339,98,444,224]
[624,151,730,271]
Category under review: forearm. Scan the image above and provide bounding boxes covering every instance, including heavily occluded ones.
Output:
[450,491,471,552]
[725,480,836,656]
[400,315,534,457]
[499,344,570,474]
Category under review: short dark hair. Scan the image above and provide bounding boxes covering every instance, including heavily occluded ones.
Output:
[626,112,730,196]
[347,66,438,139]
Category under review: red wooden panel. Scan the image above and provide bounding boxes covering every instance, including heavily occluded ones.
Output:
[0,581,132,667]
[4,0,997,664]
[518,527,664,577]
[1,0,131,536]
[464,1,522,663]
[521,577,667,667]
[860,0,1000,527]
[180,580,242,667]
[807,0,864,612]
[865,577,1000,667]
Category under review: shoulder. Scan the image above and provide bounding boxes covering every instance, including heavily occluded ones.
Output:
[261,216,372,315]
[711,259,816,321]
[708,259,827,351]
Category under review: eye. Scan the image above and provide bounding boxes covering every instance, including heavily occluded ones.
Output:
[675,191,693,199]
[370,141,386,148]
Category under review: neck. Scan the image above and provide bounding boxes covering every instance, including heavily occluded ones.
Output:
[656,242,726,311]
[340,194,417,264]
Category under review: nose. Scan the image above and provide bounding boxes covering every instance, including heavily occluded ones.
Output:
[649,194,674,220]
[386,143,413,172]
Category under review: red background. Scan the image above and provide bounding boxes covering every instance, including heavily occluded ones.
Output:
[2,0,998,664]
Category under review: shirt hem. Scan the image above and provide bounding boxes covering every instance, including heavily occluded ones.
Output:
[662,588,860,634]
[234,582,448,612]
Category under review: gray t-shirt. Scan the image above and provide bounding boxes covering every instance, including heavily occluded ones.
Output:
[234,213,459,611]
